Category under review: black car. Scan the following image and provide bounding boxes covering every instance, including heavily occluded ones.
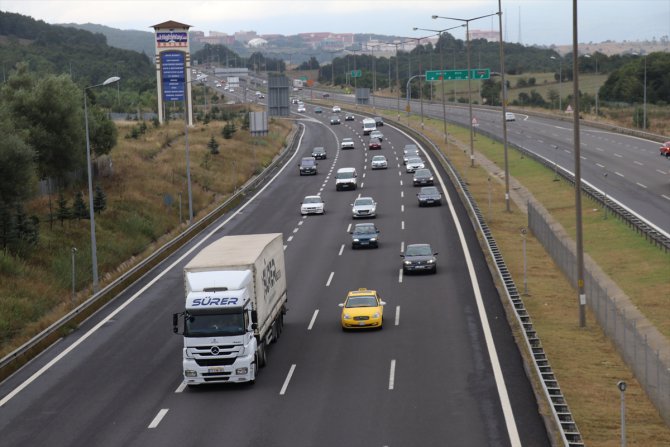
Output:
[374,116,384,126]
[345,113,355,121]
[401,243,437,274]
[322,93,330,98]
[311,147,327,160]
[330,115,341,125]
[299,157,318,175]
[417,186,442,206]
[413,168,434,186]
[350,223,380,249]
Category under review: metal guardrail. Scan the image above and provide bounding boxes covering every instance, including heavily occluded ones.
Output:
[473,125,670,253]
[0,124,303,382]
[381,116,584,447]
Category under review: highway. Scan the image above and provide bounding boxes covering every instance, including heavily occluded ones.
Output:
[320,90,670,236]
[0,103,549,446]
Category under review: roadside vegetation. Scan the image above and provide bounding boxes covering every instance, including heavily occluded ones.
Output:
[0,113,291,357]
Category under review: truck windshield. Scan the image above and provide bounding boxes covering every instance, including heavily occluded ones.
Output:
[185,313,245,337]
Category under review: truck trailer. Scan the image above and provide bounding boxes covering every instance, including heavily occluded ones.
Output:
[173,233,287,385]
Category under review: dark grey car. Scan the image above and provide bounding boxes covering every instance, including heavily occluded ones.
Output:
[417,186,442,206]
[350,223,380,249]
[401,243,437,274]
[413,168,434,186]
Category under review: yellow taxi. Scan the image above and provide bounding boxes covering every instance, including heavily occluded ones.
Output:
[339,288,386,330]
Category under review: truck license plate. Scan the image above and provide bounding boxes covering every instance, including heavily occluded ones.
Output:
[208,367,224,373]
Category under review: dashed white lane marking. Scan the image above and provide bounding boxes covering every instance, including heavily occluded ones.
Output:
[388,360,396,390]
[400,241,404,252]
[326,272,334,287]
[662,195,670,201]
[596,163,605,168]
[308,310,319,330]
[400,180,403,186]
[279,364,297,395]
[614,153,623,158]
[398,268,403,283]
[175,382,187,393]
[615,172,624,177]
[401,191,404,198]
[148,409,169,429]
[657,169,668,175]
[401,204,404,213]
[339,244,344,256]
[287,235,294,242]
[634,161,643,166]
[298,220,304,226]
[596,147,604,152]
[395,306,400,326]
[346,223,352,232]
[293,227,299,233]
[636,182,647,189]
[401,221,405,230]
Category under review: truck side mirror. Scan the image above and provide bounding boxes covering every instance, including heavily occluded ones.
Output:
[252,323,258,330]
[172,313,180,334]
[251,310,258,324]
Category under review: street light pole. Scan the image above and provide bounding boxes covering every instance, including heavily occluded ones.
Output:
[84,75,120,293]
[497,2,511,212]
[433,13,498,167]
[550,55,563,112]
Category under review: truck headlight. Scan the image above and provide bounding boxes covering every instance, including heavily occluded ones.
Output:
[235,367,249,375]
[184,370,197,377]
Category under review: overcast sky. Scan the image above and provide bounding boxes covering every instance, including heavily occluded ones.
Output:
[2,0,669,46]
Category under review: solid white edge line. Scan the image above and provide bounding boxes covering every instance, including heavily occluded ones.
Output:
[326,271,334,287]
[388,359,396,390]
[279,364,297,395]
[393,124,521,446]
[0,123,310,408]
[395,306,400,326]
[308,310,319,330]
[148,408,169,429]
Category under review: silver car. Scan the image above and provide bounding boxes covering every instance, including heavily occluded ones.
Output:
[371,155,388,170]
[405,157,425,173]
[351,196,377,218]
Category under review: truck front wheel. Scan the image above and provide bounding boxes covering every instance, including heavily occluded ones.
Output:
[257,342,267,368]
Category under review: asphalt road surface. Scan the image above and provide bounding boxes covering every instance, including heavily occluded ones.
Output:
[0,105,549,446]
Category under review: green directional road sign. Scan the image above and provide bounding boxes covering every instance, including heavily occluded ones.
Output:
[350,70,362,78]
[425,68,490,81]
[299,76,308,81]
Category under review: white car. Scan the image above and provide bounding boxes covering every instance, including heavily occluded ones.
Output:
[406,157,425,173]
[341,138,355,150]
[332,105,341,113]
[297,104,306,113]
[351,197,377,218]
[371,155,388,169]
[505,112,516,122]
[370,130,384,141]
[300,195,325,215]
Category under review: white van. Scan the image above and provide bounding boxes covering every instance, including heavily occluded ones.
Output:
[362,118,376,135]
[335,167,358,191]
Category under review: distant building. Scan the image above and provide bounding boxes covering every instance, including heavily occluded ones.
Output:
[235,30,258,43]
[248,37,268,48]
[469,29,499,42]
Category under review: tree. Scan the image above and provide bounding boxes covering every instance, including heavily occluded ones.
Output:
[0,112,36,208]
[298,56,320,70]
[88,105,118,156]
[1,67,84,184]
[56,193,70,226]
[93,185,107,214]
[207,136,220,154]
[72,191,88,219]
[222,122,237,139]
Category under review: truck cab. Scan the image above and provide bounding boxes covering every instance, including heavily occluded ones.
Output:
[362,118,376,135]
[175,270,259,385]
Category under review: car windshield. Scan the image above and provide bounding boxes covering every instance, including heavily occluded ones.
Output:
[345,295,378,308]
[304,197,321,204]
[337,171,354,179]
[343,138,352,143]
[372,156,386,161]
[313,148,324,154]
[420,187,438,195]
[301,159,315,166]
[185,312,245,337]
[406,245,433,256]
[408,158,422,164]
[415,169,431,177]
[354,198,374,206]
[354,225,376,234]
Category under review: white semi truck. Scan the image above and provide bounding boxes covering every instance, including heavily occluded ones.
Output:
[173,233,287,385]
[362,117,376,135]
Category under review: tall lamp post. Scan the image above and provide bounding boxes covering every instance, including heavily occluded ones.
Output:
[389,42,402,120]
[413,24,466,145]
[550,55,563,112]
[84,75,120,293]
[584,53,599,118]
[433,12,498,167]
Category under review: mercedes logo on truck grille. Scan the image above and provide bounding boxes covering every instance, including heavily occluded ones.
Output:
[210,346,220,355]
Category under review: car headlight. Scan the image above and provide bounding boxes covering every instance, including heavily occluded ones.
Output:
[427,259,435,264]
[404,261,411,265]
[353,238,360,242]
[343,314,351,320]
[372,312,380,319]
[429,177,434,181]
[370,238,377,242]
